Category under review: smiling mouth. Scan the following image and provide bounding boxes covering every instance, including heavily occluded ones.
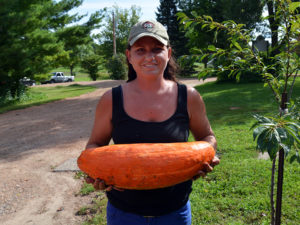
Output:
[143,63,157,67]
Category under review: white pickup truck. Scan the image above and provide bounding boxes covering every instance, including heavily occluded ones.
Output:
[49,72,74,83]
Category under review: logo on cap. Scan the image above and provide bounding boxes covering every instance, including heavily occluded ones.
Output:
[142,21,155,30]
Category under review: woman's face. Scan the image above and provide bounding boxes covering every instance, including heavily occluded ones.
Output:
[126,36,171,78]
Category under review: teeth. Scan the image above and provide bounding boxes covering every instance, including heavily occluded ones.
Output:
[144,64,157,66]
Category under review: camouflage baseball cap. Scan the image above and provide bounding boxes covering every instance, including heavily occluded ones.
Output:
[128,20,169,46]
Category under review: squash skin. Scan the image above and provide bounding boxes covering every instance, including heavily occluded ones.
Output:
[77,141,215,190]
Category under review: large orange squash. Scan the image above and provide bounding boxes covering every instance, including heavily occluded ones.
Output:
[77,141,215,190]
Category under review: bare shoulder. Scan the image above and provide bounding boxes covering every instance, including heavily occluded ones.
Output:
[97,89,112,106]
[95,89,113,117]
[186,86,204,104]
[186,86,206,119]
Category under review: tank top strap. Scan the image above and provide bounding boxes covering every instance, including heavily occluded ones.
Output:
[176,83,188,115]
[112,85,126,120]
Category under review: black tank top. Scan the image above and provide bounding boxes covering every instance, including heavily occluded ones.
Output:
[107,83,192,216]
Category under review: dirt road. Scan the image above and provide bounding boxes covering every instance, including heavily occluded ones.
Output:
[0,78,215,225]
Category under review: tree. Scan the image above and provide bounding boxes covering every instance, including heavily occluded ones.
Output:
[156,0,188,56]
[56,10,104,76]
[97,5,141,59]
[0,0,84,98]
[81,53,103,81]
[107,53,127,80]
[178,1,300,224]
[178,0,264,50]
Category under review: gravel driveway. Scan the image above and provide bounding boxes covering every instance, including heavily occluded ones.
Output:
[0,78,215,225]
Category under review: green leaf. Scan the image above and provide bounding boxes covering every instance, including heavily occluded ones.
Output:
[273,128,281,143]
[253,126,267,141]
[289,2,300,13]
[176,12,186,19]
[256,129,269,152]
[184,21,193,29]
[200,54,208,62]
[236,71,242,82]
[203,15,213,22]
[232,41,242,51]
[291,18,300,32]
[191,11,198,18]
[276,127,288,140]
[207,45,216,51]
[198,71,208,79]
[290,151,300,164]
[202,24,209,29]
[286,126,300,145]
[252,114,274,124]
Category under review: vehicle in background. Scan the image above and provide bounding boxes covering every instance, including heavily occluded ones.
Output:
[41,72,74,84]
[19,77,36,86]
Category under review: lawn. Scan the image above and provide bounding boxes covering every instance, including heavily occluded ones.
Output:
[78,79,299,225]
[0,84,97,114]
[189,80,300,225]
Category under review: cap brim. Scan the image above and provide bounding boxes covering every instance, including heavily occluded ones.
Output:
[129,33,168,46]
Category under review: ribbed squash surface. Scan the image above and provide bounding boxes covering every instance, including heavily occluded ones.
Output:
[77,141,215,190]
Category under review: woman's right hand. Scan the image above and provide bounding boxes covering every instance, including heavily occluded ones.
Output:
[85,176,123,192]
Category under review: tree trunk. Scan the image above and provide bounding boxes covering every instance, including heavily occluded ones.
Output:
[267,0,280,56]
[271,157,276,225]
[275,149,284,225]
[70,65,74,76]
[274,92,288,225]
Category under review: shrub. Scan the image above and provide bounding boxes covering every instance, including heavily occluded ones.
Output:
[81,54,103,81]
[107,54,127,80]
[216,70,263,83]
[177,55,197,77]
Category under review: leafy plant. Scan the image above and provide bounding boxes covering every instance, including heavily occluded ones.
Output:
[107,53,127,80]
[178,0,299,224]
[251,112,300,162]
[81,54,104,81]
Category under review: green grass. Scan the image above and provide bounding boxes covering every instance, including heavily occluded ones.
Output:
[78,79,299,225]
[0,84,97,113]
[189,80,300,225]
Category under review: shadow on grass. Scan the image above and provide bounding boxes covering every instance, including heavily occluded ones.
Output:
[194,82,284,125]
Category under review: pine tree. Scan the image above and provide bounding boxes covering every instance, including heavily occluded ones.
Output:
[0,0,87,98]
[156,0,188,56]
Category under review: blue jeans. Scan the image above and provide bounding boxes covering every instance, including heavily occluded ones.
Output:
[106,200,192,225]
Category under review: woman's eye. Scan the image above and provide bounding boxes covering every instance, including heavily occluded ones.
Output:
[136,48,145,53]
[153,48,163,53]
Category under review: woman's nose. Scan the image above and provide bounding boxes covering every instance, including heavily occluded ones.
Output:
[145,51,155,60]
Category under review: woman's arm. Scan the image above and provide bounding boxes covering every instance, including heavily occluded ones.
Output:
[187,86,219,178]
[187,87,217,149]
[86,90,113,149]
[84,90,118,191]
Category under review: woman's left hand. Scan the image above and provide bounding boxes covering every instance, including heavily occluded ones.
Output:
[192,156,220,180]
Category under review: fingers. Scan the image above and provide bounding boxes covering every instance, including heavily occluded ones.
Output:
[193,158,220,181]
[113,187,124,192]
[202,162,213,173]
[85,176,95,184]
[211,156,220,166]
[192,171,206,180]
[85,177,122,192]
[94,179,107,190]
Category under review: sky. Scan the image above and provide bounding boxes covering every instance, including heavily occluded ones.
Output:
[70,0,161,21]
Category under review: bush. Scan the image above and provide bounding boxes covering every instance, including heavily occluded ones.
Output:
[107,54,127,80]
[81,54,103,81]
[216,70,263,83]
[177,55,197,77]
[34,73,51,84]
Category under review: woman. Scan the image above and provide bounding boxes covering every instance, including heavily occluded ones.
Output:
[85,20,219,225]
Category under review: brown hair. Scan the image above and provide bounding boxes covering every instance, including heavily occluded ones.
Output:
[126,44,179,82]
